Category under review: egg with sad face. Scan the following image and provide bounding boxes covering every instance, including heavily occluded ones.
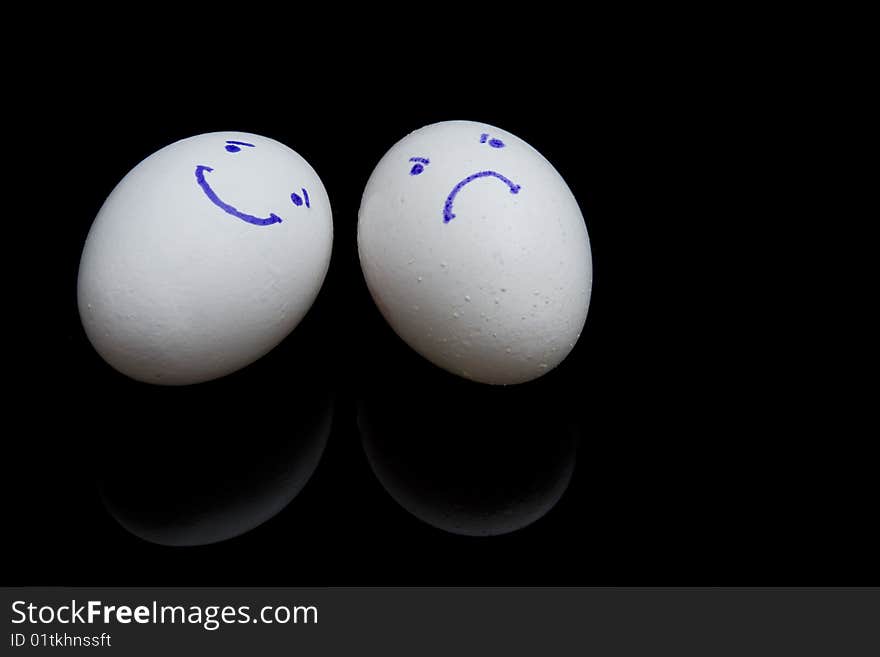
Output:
[358,121,592,385]
[78,132,332,385]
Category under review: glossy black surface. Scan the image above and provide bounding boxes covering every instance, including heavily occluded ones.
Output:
[359,370,578,537]
[99,386,333,547]
[6,48,868,585]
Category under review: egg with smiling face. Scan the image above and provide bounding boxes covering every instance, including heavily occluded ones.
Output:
[78,132,332,385]
[358,120,592,385]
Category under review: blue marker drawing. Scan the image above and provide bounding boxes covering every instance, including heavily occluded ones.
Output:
[409,157,430,176]
[291,188,311,208]
[443,171,521,224]
[195,166,283,226]
[225,140,255,153]
[194,142,312,226]
[479,134,505,148]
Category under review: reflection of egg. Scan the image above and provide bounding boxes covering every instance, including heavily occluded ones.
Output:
[101,393,333,547]
[359,381,577,537]
[78,132,332,385]
[358,120,592,385]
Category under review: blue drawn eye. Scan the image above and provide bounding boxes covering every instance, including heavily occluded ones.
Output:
[225,140,255,153]
[409,157,429,176]
[479,133,505,148]
[291,188,310,208]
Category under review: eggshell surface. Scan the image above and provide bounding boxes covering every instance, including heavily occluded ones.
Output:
[358,120,591,385]
[78,132,332,385]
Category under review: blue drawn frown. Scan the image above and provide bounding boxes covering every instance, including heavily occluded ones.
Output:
[443,172,520,223]
[410,133,521,223]
[195,140,310,227]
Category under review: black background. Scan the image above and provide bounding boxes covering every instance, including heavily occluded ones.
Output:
[5,34,870,586]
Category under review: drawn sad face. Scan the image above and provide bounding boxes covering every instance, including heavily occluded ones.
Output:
[195,140,311,226]
[408,132,522,223]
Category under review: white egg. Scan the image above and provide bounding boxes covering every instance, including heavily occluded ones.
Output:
[78,132,332,385]
[358,120,591,385]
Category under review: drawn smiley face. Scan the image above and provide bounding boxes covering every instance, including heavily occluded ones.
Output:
[195,140,310,227]
[408,133,521,223]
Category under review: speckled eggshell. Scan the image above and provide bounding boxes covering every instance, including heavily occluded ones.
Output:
[358,120,591,385]
[78,132,332,385]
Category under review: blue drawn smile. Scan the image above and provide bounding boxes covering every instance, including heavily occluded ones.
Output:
[443,171,521,224]
[195,165,283,227]
[194,139,310,227]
